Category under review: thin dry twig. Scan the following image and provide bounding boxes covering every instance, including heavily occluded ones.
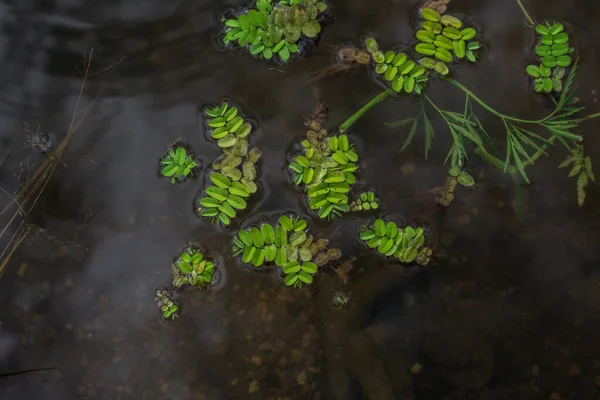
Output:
[0,48,122,278]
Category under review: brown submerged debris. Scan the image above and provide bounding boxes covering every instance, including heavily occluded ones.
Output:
[423,0,450,14]
[307,45,371,83]
[333,258,355,284]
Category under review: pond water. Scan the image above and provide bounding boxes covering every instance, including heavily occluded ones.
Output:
[1,0,600,398]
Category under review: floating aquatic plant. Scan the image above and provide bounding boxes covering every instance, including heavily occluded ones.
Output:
[365,38,430,94]
[525,22,573,94]
[155,289,179,320]
[171,247,216,288]
[360,219,432,266]
[232,214,341,288]
[288,104,361,219]
[196,102,261,225]
[221,0,328,63]
[332,290,350,310]
[160,146,198,184]
[349,191,380,211]
[414,6,481,75]
[437,166,475,207]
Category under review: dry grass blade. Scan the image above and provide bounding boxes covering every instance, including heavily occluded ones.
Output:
[0,48,123,279]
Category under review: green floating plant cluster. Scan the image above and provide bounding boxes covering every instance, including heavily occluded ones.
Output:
[415,7,480,75]
[349,191,379,211]
[232,214,341,287]
[160,147,198,184]
[197,102,262,225]
[365,38,429,94]
[221,0,327,62]
[171,247,216,288]
[360,219,432,266]
[526,23,573,93]
[289,107,360,219]
[155,289,179,320]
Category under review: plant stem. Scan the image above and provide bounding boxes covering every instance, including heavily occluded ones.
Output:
[445,78,557,124]
[339,90,392,133]
[575,112,600,123]
[425,94,519,174]
[514,0,535,26]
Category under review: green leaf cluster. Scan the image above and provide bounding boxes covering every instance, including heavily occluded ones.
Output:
[199,102,262,226]
[155,289,178,320]
[206,103,253,149]
[232,214,341,288]
[365,37,429,94]
[222,0,327,62]
[289,114,360,219]
[171,247,216,288]
[350,191,379,211]
[526,22,573,93]
[559,144,595,206]
[160,147,198,184]
[415,7,480,74]
[360,219,432,266]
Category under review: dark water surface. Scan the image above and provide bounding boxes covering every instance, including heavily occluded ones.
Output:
[2,0,600,398]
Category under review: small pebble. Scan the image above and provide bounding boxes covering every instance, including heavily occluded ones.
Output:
[532,364,539,377]
[568,363,581,376]
[249,380,260,394]
[251,356,262,366]
[297,371,307,385]
[410,363,422,375]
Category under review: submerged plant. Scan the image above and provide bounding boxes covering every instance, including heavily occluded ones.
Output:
[160,146,198,184]
[414,6,481,74]
[197,102,262,225]
[171,247,216,288]
[526,22,573,94]
[350,191,380,211]
[559,144,595,206]
[360,219,432,266]
[232,214,341,288]
[221,0,328,62]
[155,289,179,320]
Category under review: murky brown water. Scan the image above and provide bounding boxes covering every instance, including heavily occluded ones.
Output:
[1,0,600,399]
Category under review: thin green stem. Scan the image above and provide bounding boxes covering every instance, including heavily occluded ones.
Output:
[425,94,519,174]
[575,112,600,123]
[514,0,535,26]
[445,78,558,124]
[339,90,392,133]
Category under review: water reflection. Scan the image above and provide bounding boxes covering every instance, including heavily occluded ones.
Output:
[1,0,600,399]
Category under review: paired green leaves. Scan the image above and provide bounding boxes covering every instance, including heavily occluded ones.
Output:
[232,214,342,288]
[350,191,380,211]
[155,289,178,320]
[160,146,198,184]
[198,102,262,226]
[415,7,480,74]
[360,219,432,266]
[290,108,361,220]
[172,247,216,288]
[527,22,574,95]
[221,0,327,63]
[366,37,430,95]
